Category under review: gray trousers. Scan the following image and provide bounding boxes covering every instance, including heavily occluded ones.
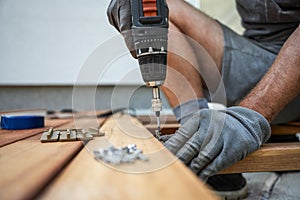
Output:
[218,25,300,124]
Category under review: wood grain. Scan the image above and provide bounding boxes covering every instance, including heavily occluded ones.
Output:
[138,115,178,125]
[0,140,83,200]
[145,123,180,135]
[0,119,71,147]
[140,115,300,136]
[146,123,300,136]
[220,143,300,174]
[0,115,107,200]
[40,114,219,200]
[271,124,300,135]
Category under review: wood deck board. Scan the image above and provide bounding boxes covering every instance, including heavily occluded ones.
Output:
[0,119,71,147]
[39,114,219,200]
[0,115,107,200]
[220,143,300,174]
[0,140,83,200]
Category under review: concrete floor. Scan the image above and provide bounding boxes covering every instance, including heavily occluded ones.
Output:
[243,172,300,200]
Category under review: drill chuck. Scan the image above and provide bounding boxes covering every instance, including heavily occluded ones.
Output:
[152,86,162,113]
[133,28,168,86]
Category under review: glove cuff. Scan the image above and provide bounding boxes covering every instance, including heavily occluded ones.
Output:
[173,98,208,124]
[226,106,271,144]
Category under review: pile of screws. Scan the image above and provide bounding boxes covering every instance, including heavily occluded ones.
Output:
[93,144,148,165]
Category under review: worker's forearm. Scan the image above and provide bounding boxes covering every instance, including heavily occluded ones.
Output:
[239,26,300,122]
[166,0,224,68]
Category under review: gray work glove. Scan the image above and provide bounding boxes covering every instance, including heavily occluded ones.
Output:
[164,106,271,181]
[107,0,136,57]
[173,98,209,124]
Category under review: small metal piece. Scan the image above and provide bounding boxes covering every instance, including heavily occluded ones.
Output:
[146,81,164,87]
[46,127,53,139]
[155,129,161,138]
[60,129,77,142]
[40,128,59,142]
[88,127,105,137]
[152,88,162,113]
[41,128,94,142]
[84,131,93,140]
[94,144,148,164]
[75,129,93,141]
[152,86,162,137]
[98,128,105,136]
[66,129,71,139]
[76,129,85,140]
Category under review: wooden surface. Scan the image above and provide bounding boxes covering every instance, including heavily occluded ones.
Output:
[144,123,180,135]
[0,140,83,200]
[2,111,298,199]
[0,119,70,147]
[271,123,300,135]
[0,113,218,200]
[40,114,219,200]
[145,122,300,136]
[0,114,107,200]
[220,143,300,174]
[138,115,178,125]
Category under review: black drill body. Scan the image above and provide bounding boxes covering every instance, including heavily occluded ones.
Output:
[131,0,168,86]
[130,0,169,136]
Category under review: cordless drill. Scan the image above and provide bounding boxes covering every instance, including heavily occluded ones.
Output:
[130,0,169,137]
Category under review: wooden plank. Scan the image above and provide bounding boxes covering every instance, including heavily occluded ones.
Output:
[142,115,300,136]
[0,119,71,147]
[138,115,178,125]
[220,143,300,174]
[39,114,219,200]
[0,115,107,200]
[271,124,300,135]
[0,140,83,200]
[145,123,180,135]
[146,123,300,136]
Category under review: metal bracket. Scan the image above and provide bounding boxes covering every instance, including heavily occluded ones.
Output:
[40,128,59,142]
[59,129,77,142]
[40,127,105,143]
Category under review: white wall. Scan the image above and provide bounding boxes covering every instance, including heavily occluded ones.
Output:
[0,0,241,86]
[0,0,143,85]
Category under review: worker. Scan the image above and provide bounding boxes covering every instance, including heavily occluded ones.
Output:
[107,0,300,199]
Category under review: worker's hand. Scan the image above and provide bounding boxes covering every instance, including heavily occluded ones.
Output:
[107,0,136,57]
[164,106,271,181]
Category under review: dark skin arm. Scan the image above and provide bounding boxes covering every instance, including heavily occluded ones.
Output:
[239,25,300,122]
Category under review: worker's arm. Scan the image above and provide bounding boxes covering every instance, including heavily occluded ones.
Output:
[165,26,300,181]
[239,25,300,122]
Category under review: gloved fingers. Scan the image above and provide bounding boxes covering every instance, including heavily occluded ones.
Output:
[158,134,173,143]
[197,142,260,181]
[197,162,218,182]
[118,3,132,32]
[164,128,196,155]
[197,150,232,181]
[175,131,203,164]
[107,0,119,30]
[164,114,201,155]
[188,141,221,175]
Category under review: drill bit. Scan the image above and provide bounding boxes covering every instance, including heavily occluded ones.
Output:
[152,86,162,137]
[155,111,161,137]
